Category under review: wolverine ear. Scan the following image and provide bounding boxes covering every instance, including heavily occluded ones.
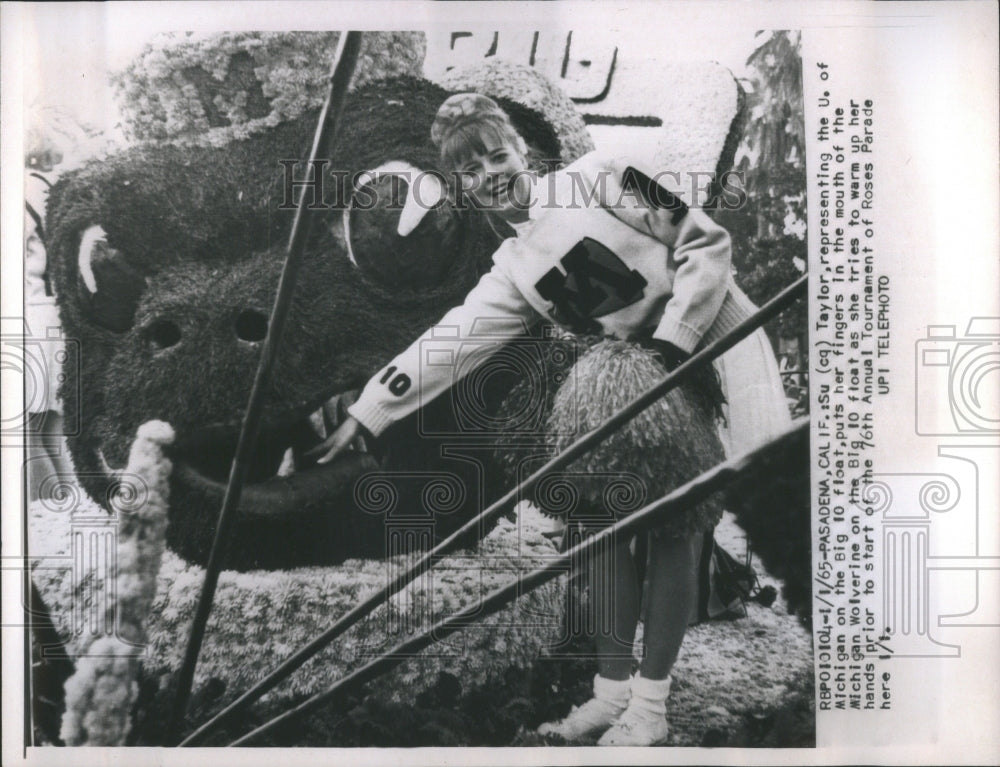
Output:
[76,225,148,332]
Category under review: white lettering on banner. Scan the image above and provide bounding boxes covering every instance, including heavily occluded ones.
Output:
[429,30,620,107]
[425,30,666,127]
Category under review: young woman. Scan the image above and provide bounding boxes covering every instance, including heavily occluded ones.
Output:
[309,93,787,745]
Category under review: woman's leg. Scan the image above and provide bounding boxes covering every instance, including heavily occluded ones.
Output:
[536,338,723,742]
[590,536,641,681]
[597,529,702,746]
[537,532,639,740]
[26,412,57,502]
[28,411,75,501]
[638,530,703,679]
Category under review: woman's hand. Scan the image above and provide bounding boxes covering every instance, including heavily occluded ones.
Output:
[305,415,363,465]
[648,339,690,371]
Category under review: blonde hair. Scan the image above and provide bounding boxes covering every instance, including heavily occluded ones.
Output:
[431,93,528,169]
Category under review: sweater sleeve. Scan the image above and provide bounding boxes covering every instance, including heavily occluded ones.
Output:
[580,153,733,353]
[649,208,732,352]
[348,259,540,437]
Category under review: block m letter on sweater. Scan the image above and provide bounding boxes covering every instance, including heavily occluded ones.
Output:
[535,237,648,330]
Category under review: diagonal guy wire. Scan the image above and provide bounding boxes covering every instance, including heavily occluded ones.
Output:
[165,32,364,743]
[180,273,807,745]
[228,417,811,746]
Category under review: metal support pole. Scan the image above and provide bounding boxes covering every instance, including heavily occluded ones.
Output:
[166,32,363,743]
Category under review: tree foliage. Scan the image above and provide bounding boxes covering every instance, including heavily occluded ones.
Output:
[716,30,807,346]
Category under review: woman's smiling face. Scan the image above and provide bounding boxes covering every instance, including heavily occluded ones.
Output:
[456,136,531,223]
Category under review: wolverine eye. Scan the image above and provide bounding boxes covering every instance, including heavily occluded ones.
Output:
[344,161,447,267]
[342,161,458,288]
[76,225,148,332]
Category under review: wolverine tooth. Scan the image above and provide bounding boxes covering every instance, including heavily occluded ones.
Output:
[308,408,327,439]
[277,447,296,477]
[397,173,444,237]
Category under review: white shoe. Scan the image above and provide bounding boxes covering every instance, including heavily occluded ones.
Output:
[597,706,670,746]
[537,697,626,741]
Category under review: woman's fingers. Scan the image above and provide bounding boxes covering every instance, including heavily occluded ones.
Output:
[303,433,338,462]
[306,417,361,464]
[312,436,347,465]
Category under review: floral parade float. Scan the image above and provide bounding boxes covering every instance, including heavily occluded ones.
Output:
[28,31,812,746]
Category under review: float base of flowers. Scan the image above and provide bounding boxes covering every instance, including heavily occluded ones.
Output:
[30,475,813,746]
[30,488,564,723]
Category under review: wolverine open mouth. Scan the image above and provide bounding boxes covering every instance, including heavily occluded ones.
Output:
[164,391,385,520]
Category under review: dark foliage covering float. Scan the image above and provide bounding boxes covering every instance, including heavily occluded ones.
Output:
[724,424,811,624]
[46,75,564,571]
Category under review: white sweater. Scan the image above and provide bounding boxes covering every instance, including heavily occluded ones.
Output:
[349,151,754,437]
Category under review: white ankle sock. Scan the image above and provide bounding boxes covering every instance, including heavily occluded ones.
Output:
[593,674,631,708]
[628,674,672,720]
